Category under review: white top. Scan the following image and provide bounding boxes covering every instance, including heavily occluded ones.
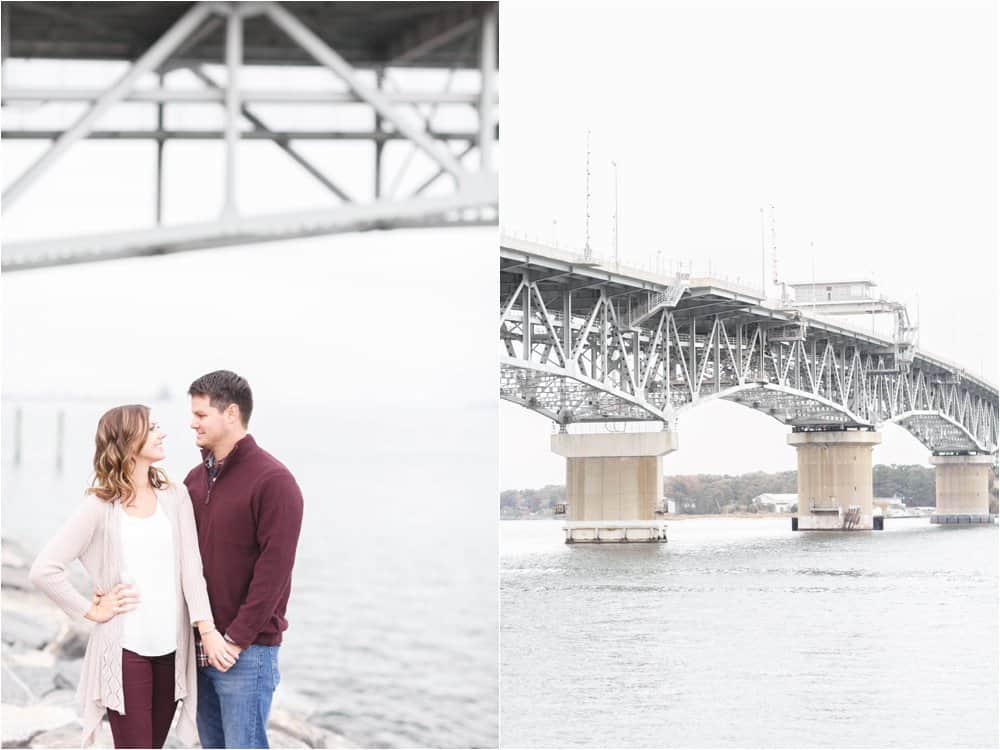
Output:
[117,497,177,657]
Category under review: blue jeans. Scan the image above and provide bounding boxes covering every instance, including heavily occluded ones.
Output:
[197,644,280,749]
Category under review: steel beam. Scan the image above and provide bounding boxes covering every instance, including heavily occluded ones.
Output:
[3,188,496,271]
[263,2,466,181]
[1,129,481,141]
[223,5,242,219]
[155,70,166,225]
[189,67,355,203]
[1,4,10,65]
[0,86,483,104]
[374,67,385,199]
[387,16,479,66]
[478,6,497,172]
[412,143,476,196]
[385,30,478,199]
[2,1,213,209]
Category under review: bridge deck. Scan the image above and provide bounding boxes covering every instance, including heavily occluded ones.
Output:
[2,2,489,68]
[501,236,997,401]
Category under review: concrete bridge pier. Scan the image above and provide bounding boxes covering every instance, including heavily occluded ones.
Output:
[551,431,678,543]
[788,430,882,530]
[929,454,995,525]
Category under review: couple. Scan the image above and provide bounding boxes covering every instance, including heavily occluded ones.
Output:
[29,370,304,749]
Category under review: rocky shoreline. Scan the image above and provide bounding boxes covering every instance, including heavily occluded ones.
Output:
[1,538,354,749]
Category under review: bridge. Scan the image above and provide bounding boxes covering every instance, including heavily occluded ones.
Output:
[1,1,497,271]
[501,234,998,542]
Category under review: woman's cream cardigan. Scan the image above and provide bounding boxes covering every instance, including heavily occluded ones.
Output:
[29,482,212,747]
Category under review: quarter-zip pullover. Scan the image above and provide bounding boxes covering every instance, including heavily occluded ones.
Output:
[184,434,304,649]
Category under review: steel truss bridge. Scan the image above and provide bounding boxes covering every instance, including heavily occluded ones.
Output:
[501,236,998,456]
[1,1,497,271]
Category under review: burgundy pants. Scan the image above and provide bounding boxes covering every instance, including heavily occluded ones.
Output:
[106,649,178,749]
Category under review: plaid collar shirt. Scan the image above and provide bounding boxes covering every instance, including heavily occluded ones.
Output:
[196,452,227,667]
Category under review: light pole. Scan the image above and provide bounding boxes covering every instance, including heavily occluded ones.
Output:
[611,159,619,269]
[759,207,766,299]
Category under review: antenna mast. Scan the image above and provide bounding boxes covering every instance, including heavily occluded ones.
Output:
[759,207,766,299]
[611,159,619,269]
[584,129,592,261]
[768,204,786,304]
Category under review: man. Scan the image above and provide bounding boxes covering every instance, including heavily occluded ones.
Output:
[183,370,304,749]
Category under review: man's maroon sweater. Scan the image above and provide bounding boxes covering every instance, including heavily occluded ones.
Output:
[184,435,304,649]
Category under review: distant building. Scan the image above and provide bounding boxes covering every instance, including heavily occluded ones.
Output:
[873,496,908,516]
[661,497,695,514]
[751,493,797,513]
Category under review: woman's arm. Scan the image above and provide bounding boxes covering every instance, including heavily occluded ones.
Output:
[29,497,104,621]
[175,484,235,670]
[175,483,212,624]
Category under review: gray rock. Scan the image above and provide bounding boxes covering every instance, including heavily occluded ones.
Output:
[1,704,78,747]
[34,718,114,748]
[52,658,82,692]
[45,622,90,661]
[268,708,354,748]
[2,610,58,650]
[2,660,58,704]
[266,727,311,748]
[2,663,35,706]
[2,537,33,569]
[2,587,68,628]
[26,719,111,749]
[2,564,34,592]
[40,688,77,708]
[26,722,80,749]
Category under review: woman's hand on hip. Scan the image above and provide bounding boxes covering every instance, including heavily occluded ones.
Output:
[85,583,139,623]
[202,630,237,672]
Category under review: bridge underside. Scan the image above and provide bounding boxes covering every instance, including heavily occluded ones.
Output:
[503,358,993,457]
[716,385,868,429]
[500,358,665,423]
[892,411,989,454]
[501,358,876,430]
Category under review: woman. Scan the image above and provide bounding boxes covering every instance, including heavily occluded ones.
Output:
[30,405,234,748]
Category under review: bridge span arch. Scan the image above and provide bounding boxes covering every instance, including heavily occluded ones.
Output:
[503,354,994,457]
[675,383,871,431]
[888,411,993,455]
[500,357,667,424]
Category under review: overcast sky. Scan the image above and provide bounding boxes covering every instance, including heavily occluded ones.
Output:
[499,0,997,489]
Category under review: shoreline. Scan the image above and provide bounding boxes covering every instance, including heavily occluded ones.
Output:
[502,512,795,521]
[502,512,935,521]
[1,536,354,749]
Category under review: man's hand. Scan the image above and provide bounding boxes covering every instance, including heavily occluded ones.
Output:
[223,639,243,663]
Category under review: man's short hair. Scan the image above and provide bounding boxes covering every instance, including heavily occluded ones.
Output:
[189,370,253,427]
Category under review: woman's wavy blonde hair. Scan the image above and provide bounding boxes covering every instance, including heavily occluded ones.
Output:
[87,404,169,506]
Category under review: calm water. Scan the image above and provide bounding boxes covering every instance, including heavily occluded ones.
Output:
[2,401,498,748]
[501,518,998,748]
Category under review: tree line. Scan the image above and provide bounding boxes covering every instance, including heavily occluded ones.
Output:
[500,464,937,518]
